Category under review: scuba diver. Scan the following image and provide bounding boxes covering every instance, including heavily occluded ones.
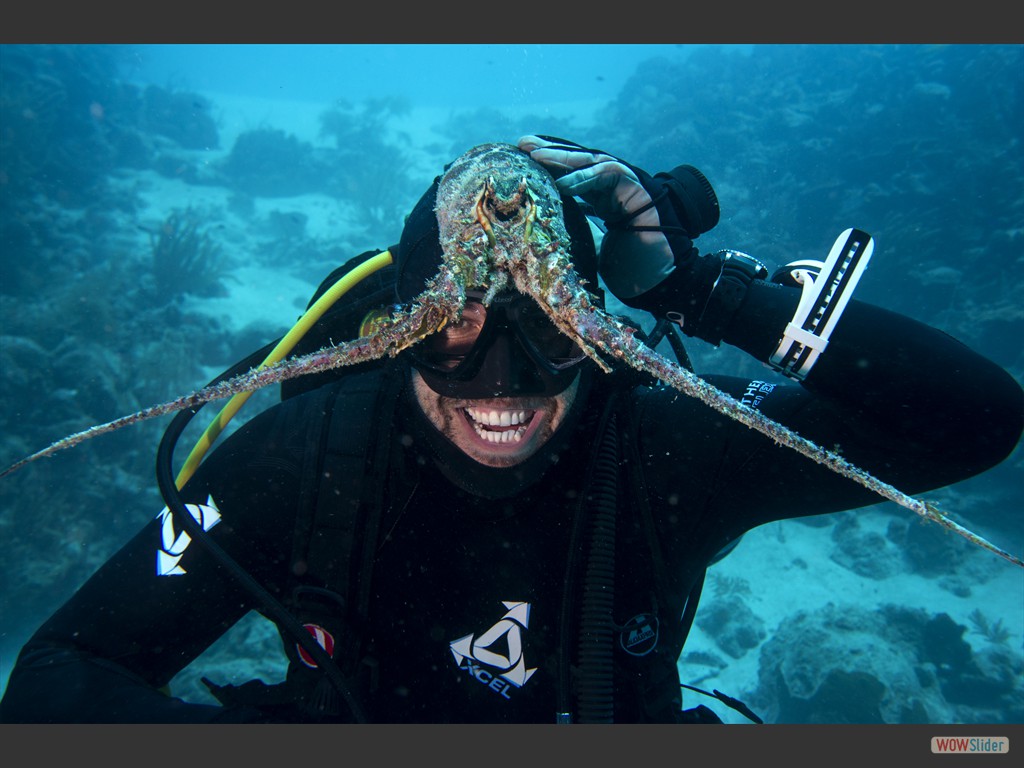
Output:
[1,136,1021,724]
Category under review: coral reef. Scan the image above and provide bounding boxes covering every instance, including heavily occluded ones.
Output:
[145,208,230,299]
[695,593,767,659]
[968,609,1013,646]
[216,99,422,247]
[1,45,218,206]
[1,45,128,205]
[830,512,902,580]
[220,128,322,198]
[751,603,1023,723]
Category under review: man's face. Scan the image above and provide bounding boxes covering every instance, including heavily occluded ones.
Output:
[410,368,580,467]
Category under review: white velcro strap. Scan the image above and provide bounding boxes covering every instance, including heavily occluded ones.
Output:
[769,228,873,380]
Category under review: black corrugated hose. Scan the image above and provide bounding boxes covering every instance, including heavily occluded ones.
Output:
[574,411,619,723]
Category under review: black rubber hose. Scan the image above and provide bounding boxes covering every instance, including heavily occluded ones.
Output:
[662,322,694,371]
[155,360,367,723]
[637,318,694,373]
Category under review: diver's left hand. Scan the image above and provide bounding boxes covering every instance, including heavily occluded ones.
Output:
[517,135,661,232]
[518,135,675,300]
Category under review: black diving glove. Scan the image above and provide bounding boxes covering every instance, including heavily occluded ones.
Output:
[519,135,767,345]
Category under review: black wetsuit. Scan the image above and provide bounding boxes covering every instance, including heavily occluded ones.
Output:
[2,282,1021,723]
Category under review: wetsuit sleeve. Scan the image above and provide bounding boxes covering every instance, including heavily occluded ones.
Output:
[637,280,1023,558]
[726,280,1023,476]
[0,396,315,723]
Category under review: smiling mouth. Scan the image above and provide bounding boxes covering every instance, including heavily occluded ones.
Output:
[463,407,536,444]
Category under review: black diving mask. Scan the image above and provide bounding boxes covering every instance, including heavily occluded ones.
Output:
[410,290,588,398]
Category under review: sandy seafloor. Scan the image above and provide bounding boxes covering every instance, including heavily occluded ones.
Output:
[4,89,1022,725]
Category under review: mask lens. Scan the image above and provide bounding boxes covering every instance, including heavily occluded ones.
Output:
[512,301,585,369]
[418,301,487,370]
[411,293,585,376]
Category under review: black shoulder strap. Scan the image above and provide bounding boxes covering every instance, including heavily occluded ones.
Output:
[288,363,406,674]
[289,382,346,574]
[619,387,678,615]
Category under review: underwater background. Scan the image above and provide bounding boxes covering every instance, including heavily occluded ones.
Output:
[0,43,1021,724]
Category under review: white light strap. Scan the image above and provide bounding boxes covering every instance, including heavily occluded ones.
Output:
[769,228,874,380]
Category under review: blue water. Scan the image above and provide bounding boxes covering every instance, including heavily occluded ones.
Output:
[0,43,1021,724]
[123,43,714,107]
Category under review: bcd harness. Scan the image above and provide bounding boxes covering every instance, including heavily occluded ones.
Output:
[196,356,725,724]
[167,250,750,723]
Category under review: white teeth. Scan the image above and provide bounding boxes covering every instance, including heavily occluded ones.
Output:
[466,408,529,427]
[471,424,527,444]
[464,408,532,444]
